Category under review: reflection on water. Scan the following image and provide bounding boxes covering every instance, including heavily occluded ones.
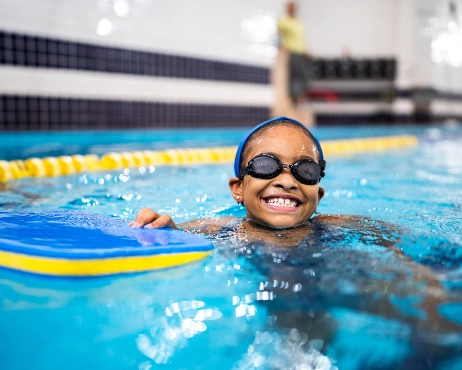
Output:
[218,222,461,369]
[235,328,333,370]
[136,300,223,365]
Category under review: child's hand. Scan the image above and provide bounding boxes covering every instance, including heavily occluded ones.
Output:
[128,207,178,229]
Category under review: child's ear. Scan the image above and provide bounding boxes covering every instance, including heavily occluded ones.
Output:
[317,187,325,205]
[229,177,243,204]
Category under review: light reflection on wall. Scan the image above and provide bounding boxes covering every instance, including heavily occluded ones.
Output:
[430,2,462,67]
[96,0,149,36]
[96,18,113,36]
[431,21,462,67]
[240,12,278,58]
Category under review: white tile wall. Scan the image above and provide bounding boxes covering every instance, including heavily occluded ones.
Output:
[1,0,462,111]
[0,65,272,105]
[301,0,399,57]
[0,0,286,66]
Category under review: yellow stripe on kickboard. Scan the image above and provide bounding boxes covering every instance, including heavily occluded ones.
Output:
[0,249,212,277]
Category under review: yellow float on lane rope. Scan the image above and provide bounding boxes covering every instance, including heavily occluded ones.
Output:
[0,160,12,183]
[0,135,418,182]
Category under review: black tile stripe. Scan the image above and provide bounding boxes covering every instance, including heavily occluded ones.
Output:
[3,94,460,131]
[316,114,411,126]
[309,89,396,101]
[435,90,462,101]
[0,95,270,131]
[310,58,397,80]
[395,89,462,101]
[0,30,270,84]
[0,30,401,84]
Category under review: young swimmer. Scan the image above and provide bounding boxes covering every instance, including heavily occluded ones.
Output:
[129,116,395,246]
[130,117,324,232]
[129,116,458,366]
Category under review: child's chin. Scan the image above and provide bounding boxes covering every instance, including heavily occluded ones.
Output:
[265,218,304,230]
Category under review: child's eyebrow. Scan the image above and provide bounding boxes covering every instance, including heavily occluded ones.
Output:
[262,151,317,162]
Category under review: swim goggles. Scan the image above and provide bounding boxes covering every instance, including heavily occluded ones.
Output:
[239,153,326,185]
[233,116,325,178]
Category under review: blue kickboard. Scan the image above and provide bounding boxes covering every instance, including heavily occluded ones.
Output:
[0,211,213,260]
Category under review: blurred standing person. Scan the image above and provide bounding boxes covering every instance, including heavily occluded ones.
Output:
[277,1,311,104]
[272,2,314,125]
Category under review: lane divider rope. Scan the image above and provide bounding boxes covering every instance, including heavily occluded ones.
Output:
[0,135,418,183]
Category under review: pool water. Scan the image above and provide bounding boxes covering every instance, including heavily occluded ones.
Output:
[0,124,461,370]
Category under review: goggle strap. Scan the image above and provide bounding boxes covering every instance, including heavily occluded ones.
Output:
[314,137,324,161]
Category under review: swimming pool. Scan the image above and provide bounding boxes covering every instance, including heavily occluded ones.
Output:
[0,123,461,369]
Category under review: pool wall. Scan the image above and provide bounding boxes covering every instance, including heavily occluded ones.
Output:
[1,1,462,131]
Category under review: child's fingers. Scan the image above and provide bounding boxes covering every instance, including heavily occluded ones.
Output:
[133,229,170,246]
[129,208,178,229]
[130,207,160,228]
[145,214,178,230]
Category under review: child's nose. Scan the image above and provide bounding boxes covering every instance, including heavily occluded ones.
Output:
[273,168,298,189]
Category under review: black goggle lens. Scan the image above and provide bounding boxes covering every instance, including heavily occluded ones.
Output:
[251,155,281,177]
[293,160,321,181]
[240,154,324,185]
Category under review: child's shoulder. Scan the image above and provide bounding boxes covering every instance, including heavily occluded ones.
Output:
[312,214,399,233]
[312,214,367,227]
[180,216,242,234]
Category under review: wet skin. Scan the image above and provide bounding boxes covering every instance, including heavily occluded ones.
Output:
[130,124,324,231]
[228,124,324,229]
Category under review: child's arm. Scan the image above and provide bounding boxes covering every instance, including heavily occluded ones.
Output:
[315,214,455,331]
[128,208,178,229]
[314,214,400,248]
[129,208,235,234]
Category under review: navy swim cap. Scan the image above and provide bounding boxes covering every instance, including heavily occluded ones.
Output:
[233,116,324,177]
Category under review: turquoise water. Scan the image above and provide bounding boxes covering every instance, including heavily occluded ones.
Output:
[0,123,461,369]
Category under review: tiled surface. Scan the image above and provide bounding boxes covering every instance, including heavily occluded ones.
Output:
[309,89,396,101]
[396,89,462,102]
[0,95,269,131]
[0,65,272,106]
[435,91,462,101]
[310,58,396,80]
[0,30,270,84]
[316,113,413,125]
[0,30,398,83]
[0,30,405,131]
[1,94,425,131]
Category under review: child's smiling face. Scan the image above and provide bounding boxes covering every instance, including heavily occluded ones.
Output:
[229,124,324,229]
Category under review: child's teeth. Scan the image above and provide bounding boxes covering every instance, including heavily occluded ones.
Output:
[267,198,297,207]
